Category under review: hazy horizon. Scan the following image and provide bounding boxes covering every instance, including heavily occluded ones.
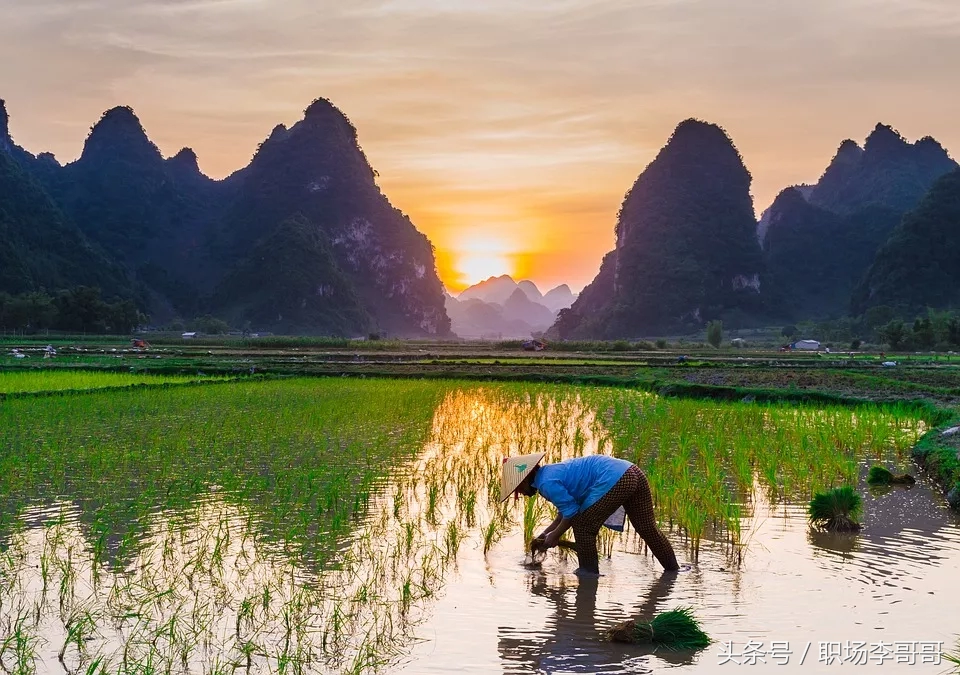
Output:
[3,0,959,293]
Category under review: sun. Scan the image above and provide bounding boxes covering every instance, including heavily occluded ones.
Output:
[456,251,510,286]
[451,234,515,287]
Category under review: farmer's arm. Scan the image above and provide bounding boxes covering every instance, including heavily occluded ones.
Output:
[538,513,563,539]
[536,479,579,548]
[543,518,573,548]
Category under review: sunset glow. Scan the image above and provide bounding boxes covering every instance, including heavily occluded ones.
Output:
[455,252,510,288]
[3,1,960,292]
[448,235,514,288]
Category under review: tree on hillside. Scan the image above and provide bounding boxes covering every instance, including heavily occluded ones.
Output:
[707,320,723,348]
[912,317,935,349]
[950,317,960,346]
[879,320,907,350]
[190,315,230,335]
[863,305,896,335]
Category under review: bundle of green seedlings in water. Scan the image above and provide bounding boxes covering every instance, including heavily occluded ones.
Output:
[608,607,711,650]
[945,639,960,673]
[867,465,916,486]
[809,486,863,532]
[526,536,578,567]
[529,536,577,554]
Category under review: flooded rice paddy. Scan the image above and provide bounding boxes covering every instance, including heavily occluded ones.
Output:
[0,376,957,673]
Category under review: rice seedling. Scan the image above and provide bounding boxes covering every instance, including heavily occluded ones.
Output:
[521,496,549,547]
[392,485,404,519]
[607,607,711,650]
[0,612,38,675]
[0,375,930,673]
[426,482,441,525]
[82,656,108,674]
[461,488,477,528]
[597,528,618,559]
[867,465,916,486]
[392,521,412,559]
[0,369,224,394]
[944,638,960,672]
[482,519,501,555]
[809,486,863,532]
[444,521,463,561]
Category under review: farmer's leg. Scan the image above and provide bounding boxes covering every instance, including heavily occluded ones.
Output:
[571,468,639,573]
[571,521,601,574]
[622,466,679,571]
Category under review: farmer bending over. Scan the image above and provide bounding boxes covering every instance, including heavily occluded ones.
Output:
[503,453,679,575]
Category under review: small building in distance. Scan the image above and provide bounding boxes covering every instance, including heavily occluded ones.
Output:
[522,339,547,351]
[792,339,821,351]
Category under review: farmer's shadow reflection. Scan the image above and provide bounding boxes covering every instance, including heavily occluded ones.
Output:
[497,571,695,673]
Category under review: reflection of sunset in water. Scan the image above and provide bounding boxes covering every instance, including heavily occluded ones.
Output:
[1,382,954,675]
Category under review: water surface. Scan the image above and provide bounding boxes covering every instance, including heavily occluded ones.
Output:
[1,380,955,673]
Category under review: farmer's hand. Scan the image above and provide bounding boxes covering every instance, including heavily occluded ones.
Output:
[543,531,562,550]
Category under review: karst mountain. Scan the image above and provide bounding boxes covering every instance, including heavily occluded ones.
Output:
[4,95,959,338]
[0,98,450,337]
[552,119,765,338]
[761,124,957,319]
[852,168,960,315]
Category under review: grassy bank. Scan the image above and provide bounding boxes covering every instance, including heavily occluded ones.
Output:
[911,419,960,508]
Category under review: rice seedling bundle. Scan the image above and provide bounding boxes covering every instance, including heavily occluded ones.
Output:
[867,465,916,486]
[809,486,863,532]
[608,607,711,650]
[944,639,960,672]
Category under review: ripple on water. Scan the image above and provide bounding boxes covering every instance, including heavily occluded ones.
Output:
[401,482,960,674]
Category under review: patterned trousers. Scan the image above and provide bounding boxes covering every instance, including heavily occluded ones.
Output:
[571,465,679,573]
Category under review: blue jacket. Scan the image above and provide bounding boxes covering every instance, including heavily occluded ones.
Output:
[532,455,632,518]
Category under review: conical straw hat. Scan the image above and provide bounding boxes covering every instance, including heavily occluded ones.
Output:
[500,452,546,502]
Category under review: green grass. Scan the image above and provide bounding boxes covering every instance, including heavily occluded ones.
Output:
[420,357,648,366]
[911,423,960,505]
[0,369,223,395]
[145,335,435,349]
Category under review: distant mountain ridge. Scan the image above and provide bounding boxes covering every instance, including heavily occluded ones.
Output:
[810,125,956,215]
[446,275,575,338]
[0,97,451,336]
[0,145,127,296]
[6,93,957,336]
[457,275,575,310]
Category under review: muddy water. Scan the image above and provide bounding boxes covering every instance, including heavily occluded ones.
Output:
[2,383,957,674]
[401,479,960,674]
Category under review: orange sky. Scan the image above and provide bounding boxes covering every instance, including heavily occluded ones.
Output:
[3,0,960,293]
